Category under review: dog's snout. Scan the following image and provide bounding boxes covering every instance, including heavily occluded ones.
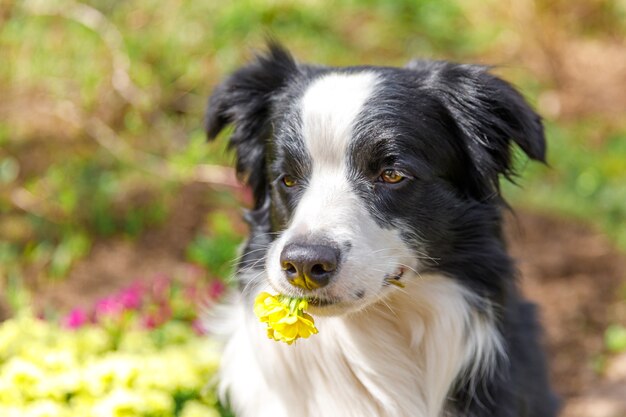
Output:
[280,243,339,290]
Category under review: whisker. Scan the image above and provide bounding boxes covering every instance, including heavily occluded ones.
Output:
[374,252,440,265]
[363,245,439,261]
[379,297,399,318]
[237,255,268,275]
[228,247,270,265]
[236,254,268,269]
[241,270,267,297]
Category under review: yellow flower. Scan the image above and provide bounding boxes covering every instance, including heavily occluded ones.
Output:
[179,400,221,417]
[3,357,45,394]
[23,400,69,417]
[254,292,288,323]
[91,388,143,417]
[254,292,318,344]
[0,405,23,417]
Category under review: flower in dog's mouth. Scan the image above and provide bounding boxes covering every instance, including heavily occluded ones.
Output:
[254,292,318,345]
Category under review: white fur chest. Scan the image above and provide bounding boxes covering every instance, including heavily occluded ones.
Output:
[214,276,501,417]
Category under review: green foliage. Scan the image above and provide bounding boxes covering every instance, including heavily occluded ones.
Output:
[0,157,19,184]
[605,324,626,353]
[187,212,242,278]
[0,0,624,309]
[0,0,500,285]
[504,122,626,251]
[0,0,625,414]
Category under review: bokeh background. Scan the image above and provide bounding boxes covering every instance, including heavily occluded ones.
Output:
[1,0,626,416]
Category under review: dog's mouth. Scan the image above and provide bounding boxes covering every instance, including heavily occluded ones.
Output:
[307,267,407,309]
[307,297,339,307]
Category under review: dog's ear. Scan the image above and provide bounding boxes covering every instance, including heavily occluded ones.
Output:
[205,43,298,208]
[408,60,545,198]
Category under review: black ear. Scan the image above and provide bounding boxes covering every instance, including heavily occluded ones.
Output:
[205,43,298,208]
[408,60,546,197]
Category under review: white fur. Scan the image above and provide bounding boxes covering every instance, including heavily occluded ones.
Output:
[300,71,378,166]
[216,274,502,417]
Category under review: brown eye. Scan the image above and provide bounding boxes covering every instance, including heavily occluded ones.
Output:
[380,169,405,184]
[282,175,297,187]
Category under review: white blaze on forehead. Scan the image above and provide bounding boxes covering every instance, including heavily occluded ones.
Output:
[286,72,379,237]
[301,72,379,166]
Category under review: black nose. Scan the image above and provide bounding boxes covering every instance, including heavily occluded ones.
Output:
[280,242,339,290]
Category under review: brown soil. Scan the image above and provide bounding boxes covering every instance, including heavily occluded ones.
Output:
[507,211,626,391]
[19,189,626,415]
[33,182,227,312]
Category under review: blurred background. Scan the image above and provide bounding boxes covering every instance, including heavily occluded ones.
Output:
[1,0,625,416]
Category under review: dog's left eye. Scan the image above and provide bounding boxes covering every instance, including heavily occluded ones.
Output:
[282,175,298,187]
[379,169,405,184]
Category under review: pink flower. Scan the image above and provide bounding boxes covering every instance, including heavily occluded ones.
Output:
[94,296,123,320]
[208,280,226,299]
[184,284,198,301]
[141,303,172,329]
[192,318,207,335]
[62,308,88,329]
[142,314,158,330]
[118,283,144,310]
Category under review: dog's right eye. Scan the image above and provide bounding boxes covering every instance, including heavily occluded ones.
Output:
[379,169,406,184]
[282,175,298,188]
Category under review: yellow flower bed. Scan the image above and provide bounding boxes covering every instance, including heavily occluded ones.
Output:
[254,292,318,344]
[0,314,222,417]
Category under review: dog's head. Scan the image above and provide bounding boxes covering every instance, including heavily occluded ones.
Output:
[206,43,545,315]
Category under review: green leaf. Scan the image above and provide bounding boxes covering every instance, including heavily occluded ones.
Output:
[605,324,626,353]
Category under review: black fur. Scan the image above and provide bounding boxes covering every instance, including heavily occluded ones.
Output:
[206,44,559,417]
[205,43,299,209]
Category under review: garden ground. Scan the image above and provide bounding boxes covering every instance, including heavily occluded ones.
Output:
[15,182,626,417]
[2,2,626,415]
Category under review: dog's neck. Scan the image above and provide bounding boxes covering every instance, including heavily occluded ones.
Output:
[215,274,502,417]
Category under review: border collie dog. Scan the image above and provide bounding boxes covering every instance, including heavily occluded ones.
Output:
[205,43,559,417]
